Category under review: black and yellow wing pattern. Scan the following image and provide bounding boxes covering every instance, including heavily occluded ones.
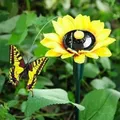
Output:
[27,57,48,90]
[9,45,25,86]
[9,45,48,90]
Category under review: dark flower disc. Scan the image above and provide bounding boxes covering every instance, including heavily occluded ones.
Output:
[63,30,96,51]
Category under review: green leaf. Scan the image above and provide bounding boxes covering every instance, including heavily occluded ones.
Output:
[34,43,49,57]
[0,10,9,22]
[72,0,80,7]
[0,40,9,62]
[84,63,100,78]
[25,89,85,116]
[23,117,31,120]
[7,100,18,108]
[36,116,45,120]
[26,11,37,27]
[15,13,27,33]
[35,76,53,89]
[0,105,8,119]
[21,101,27,113]
[99,57,111,70]
[0,105,16,120]
[34,16,55,33]
[0,15,19,33]
[9,29,28,45]
[0,75,5,92]
[91,77,116,89]
[9,13,28,45]
[96,0,110,12]
[80,89,120,120]
[106,0,116,6]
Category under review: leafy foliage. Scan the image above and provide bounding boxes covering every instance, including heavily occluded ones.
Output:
[80,89,120,120]
[25,89,84,117]
[0,0,120,120]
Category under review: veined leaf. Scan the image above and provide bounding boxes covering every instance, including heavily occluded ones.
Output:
[91,77,116,89]
[0,15,19,33]
[80,89,120,120]
[25,89,85,116]
[84,63,100,78]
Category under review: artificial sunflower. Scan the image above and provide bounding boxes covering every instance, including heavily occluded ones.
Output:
[40,14,116,63]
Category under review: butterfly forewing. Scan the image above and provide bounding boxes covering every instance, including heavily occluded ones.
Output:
[9,45,25,86]
[27,57,48,90]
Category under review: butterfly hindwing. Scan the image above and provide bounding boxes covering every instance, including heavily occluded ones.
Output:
[9,45,25,86]
[27,57,48,90]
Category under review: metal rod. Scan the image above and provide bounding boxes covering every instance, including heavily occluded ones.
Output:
[73,61,84,120]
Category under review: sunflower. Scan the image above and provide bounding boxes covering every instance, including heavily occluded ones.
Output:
[40,14,116,63]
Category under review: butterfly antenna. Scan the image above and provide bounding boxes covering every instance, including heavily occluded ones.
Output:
[30,16,58,49]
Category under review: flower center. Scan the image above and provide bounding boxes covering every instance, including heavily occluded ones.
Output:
[63,30,96,51]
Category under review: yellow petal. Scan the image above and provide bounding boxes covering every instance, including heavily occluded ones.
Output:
[62,15,75,34]
[44,33,61,43]
[61,52,74,59]
[57,17,63,25]
[96,29,111,41]
[95,47,112,57]
[74,54,85,63]
[92,37,116,51]
[75,14,90,30]
[85,52,99,59]
[54,44,68,54]
[89,20,104,35]
[103,37,116,46]
[45,49,61,57]
[52,21,65,38]
[40,38,60,48]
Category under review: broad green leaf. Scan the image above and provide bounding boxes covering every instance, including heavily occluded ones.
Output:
[106,0,115,6]
[36,116,45,120]
[21,101,27,113]
[44,0,57,9]
[0,34,11,41]
[0,105,16,120]
[0,10,9,22]
[99,57,111,70]
[0,15,19,33]
[25,89,85,116]
[0,105,8,119]
[7,100,19,108]
[15,13,27,33]
[61,0,71,10]
[72,0,80,7]
[35,76,53,89]
[34,43,49,57]
[91,77,116,89]
[0,40,9,62]
[9,13,28,45]
[9,29,28,44]
[18,88,28,96]
[7,114,16,120]
[80,89,120,120]
[26,11,37,27]
[84,63,100,78]
[96,0,110,12]
[34,16,55,33]
[0,75,5,92]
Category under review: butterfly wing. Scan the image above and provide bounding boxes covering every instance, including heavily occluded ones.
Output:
[27,57,48,90]
[9,45,25,86]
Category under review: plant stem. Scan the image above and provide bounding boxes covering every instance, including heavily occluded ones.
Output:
[73,61,84,120]
[25,0,31,11]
